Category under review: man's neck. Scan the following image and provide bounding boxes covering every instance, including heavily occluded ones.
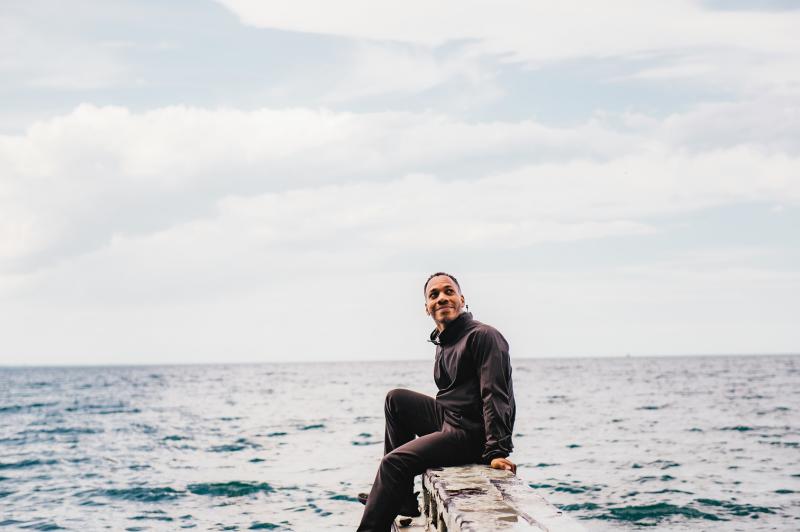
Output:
[436,311,464,332]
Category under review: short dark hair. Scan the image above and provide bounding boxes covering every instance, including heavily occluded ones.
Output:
[424,272,461,294]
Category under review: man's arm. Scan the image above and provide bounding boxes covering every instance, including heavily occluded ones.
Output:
[474,327,515,469]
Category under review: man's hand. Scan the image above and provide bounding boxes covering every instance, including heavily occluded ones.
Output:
[490,457,516,474]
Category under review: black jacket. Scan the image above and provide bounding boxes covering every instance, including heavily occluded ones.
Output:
[430,312,515,463]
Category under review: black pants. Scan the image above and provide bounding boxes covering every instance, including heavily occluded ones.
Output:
[356,389,482,532]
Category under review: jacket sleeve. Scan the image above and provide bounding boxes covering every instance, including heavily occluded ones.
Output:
[474,327,515,463]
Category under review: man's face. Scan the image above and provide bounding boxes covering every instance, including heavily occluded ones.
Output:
[424,275,465,330]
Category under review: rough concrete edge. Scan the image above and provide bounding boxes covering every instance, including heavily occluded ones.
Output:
[427,469,460,531]
[425,467,491,532]
[423,466,588,532]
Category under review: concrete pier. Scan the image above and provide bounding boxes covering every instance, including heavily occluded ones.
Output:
[392,464,586,531]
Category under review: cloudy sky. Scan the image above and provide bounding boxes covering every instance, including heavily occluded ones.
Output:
[1,0,798,365]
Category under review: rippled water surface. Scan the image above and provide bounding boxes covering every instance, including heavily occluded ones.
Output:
[1,356,798,530]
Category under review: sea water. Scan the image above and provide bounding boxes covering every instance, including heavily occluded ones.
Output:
[0,355,798,530]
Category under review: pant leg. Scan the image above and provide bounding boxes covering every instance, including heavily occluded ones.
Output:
[383,388,444,456]
[357,423,482,532]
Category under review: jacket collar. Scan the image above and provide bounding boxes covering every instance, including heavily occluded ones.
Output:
[428,312,473,346]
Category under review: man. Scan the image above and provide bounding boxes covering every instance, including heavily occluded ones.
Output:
[357,272,516,532]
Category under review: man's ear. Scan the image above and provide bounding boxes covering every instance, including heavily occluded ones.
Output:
[461,295,465,305]
[425,304,430,315]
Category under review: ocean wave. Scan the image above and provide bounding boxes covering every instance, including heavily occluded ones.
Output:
[81,486,185,502]
[0,402,58,414]
[529,481,603,494]
[695,498,776,517]
[649,460,681,469]
[328,493,359,503]
[643,488,695,495]
[78,500,106,507]
[208,438,262,453]
[129,510,174,522]
[27,427,101,435]
[303,500,332,517]
[249,522,287,530]
[65,402,140,415]
[187,481,274,497]
[351,432,381,446]
[598,502,722,522]
[557,502,600,511]
[11,521,64,530]
[635,474,676,483]
[0,459,57,470]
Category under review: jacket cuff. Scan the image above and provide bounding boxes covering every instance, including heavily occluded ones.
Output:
[481,450,508,464]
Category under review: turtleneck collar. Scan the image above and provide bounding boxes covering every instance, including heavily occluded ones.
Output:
[428,311,473,346]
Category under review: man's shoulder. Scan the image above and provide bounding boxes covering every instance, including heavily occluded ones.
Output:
[468,319,496,332]
[467,319,507,343]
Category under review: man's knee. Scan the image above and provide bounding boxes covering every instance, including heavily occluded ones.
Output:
[384,388,409,412]
[380,449,412,478]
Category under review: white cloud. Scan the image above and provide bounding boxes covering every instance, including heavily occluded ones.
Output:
[216,1,798,57]
[318,43,506,110]
[206,144,797,253]
[216,0,800,92]
[0,104,630,271]
[0,8,127,90]
[321,43,492,102]
[656,96,800,152]
[1,101,799,275]
[4,149,796,310]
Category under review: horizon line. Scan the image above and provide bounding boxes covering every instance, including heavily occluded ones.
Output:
[1,352,798,369]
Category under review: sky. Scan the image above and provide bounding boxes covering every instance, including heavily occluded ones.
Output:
[1,0,798,365]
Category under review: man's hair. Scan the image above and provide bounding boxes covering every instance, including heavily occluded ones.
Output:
[424,272,461,294]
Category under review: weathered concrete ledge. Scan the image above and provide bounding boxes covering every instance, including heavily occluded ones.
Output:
[393,464,587,531]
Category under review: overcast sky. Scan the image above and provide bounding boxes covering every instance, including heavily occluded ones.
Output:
[1,0,798,365]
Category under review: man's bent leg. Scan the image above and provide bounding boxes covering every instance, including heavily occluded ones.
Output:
[383,388,444,455]
[357,425,481,532]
